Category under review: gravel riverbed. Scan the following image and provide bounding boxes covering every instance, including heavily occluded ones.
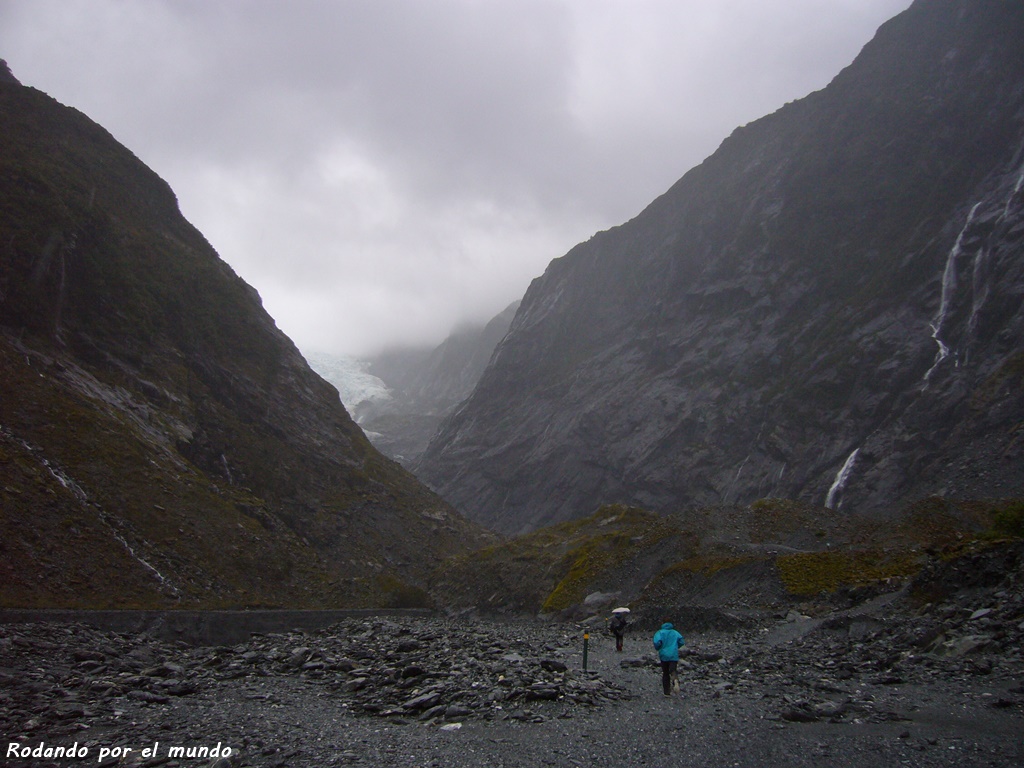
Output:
[2,602,1022,767]
[3,542,1023,767]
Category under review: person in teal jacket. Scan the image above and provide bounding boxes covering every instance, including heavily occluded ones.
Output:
[652,622,685,696]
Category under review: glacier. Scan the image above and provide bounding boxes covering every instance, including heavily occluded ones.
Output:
[305,351,392,422]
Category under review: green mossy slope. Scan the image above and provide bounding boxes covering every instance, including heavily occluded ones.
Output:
[431,497,1019,619]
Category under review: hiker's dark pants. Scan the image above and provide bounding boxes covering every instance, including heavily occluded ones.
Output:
[614,632,623,652]
[661,660,678,695]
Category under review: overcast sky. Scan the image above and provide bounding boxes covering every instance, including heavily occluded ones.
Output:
[1,0,912,358]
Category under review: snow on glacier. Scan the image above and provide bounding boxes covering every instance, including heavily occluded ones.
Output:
[305,351,392,422]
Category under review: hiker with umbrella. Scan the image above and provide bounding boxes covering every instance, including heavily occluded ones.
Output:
[608,607,630,652]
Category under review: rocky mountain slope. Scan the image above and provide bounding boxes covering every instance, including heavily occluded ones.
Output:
[0,62,490,609]
[417,0,1024,535]
[429,497,1021,622]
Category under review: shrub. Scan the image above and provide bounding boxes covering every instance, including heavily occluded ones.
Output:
[990,501,1024,538]
[776,549,921,595]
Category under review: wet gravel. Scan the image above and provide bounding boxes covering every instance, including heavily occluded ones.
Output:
[2,608,1022,767]
[3,543,1023,766]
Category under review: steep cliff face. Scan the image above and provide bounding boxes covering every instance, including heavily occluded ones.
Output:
[0,73,489,608]
[417,0,1024,535]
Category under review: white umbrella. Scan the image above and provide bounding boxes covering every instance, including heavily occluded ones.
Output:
[611,607,630,614]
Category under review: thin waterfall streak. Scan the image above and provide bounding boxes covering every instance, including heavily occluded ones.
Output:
[937,202,980,327]
[727,454,751,504]
[1004,164,1024,219]
[825,448,859,510]
[966,245,990,359]
[102,519,179,595]
[925,327,949,380]
[3,426,179,595]
[924,203,980,382]
[770,462,786,497]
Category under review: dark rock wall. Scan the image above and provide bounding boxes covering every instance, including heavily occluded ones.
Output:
[417,0,1024,534]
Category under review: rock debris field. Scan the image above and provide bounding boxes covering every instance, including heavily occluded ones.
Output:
[2,547,1024,767]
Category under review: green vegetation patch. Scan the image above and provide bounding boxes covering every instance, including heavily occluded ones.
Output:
[372,573,434,610]
[540,505,679,613]
[776,549,922,596]
[657,554,757,579]
[748,498,828,543]
[634,554,763,609]
[433,504,688,615]
[985,500,1024,539]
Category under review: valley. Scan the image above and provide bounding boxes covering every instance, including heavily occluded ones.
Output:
[2,0,1024,763]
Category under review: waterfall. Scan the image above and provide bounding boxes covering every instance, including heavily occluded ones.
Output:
[2,426,179,595]
[100,518,179,596]
[768,461,786,497]
[220,453,234,485]
[924,202,981,382]
[44,455,89,504]
[966,245,990,357]
[825,448,859,510]
[726,454,751,504]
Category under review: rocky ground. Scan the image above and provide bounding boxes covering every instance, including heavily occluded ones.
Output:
[2,543,1023,767]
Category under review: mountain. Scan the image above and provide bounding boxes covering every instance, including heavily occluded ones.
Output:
[416,0,1024,536]
[327,301,519,465]
[0,62,490,609]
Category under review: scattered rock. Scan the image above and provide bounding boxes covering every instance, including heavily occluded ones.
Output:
[0,542,1020,766]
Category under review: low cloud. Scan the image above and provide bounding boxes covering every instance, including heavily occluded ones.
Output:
[0,0,911,356]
